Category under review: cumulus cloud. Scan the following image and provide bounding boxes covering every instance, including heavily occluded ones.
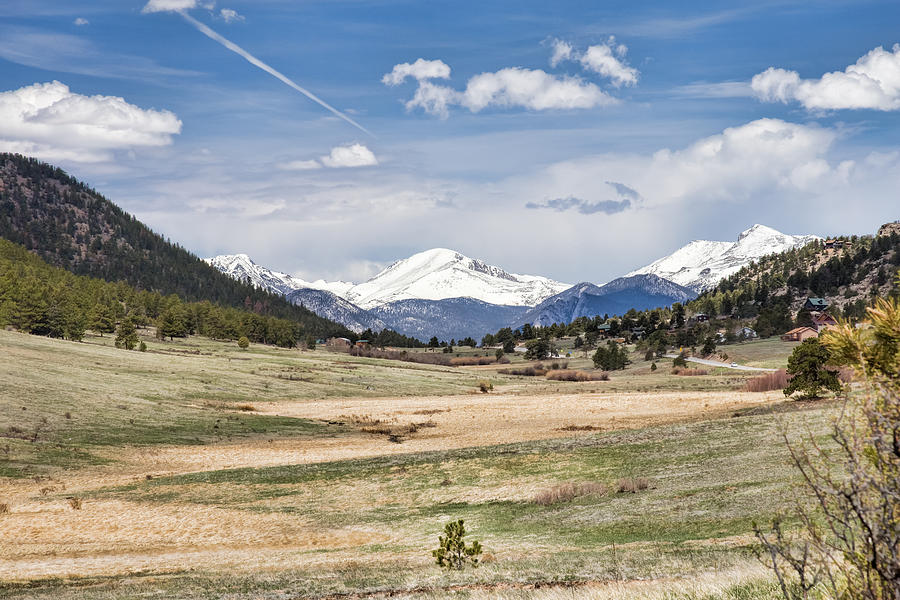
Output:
[73,18,89,26]
[279,144,378,170]
[320,143,378,168]
[752,44,900,110]
[580,42,639,87]
[397,67,613,118]
[510,118,851,214]
[0,81,182,163]
[219,8,244,23]
[142,0,198,13]
[382,58,450,86]
[549,36,639,87]
[549,39,573,67]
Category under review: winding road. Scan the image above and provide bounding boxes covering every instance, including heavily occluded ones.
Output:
[664,355,777,372]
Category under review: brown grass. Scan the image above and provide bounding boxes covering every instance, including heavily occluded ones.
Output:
[450,356,497,366]
[556,424,601,431]
[616,477,651,493]
[744,369,789,392]
[533,482,608,506]
[545,369,609,382]
[671,368,709,376]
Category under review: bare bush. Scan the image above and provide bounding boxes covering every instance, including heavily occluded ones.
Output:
[498,366,547,377]
[671,368,709,376]
[755,297,900,600]
[450,356,497,366]
[0,502,9,514]
[67,497,83,510]
[235,403,256,412]
[533,482,608,506]
[744,369,789,392]
[545,369,609,382]
[477,380,493,393]
[616,477,651,493]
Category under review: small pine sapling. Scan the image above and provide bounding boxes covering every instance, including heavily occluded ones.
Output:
[432,519,482,570]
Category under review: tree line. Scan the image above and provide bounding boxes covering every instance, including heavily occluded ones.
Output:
[0,238,308,348]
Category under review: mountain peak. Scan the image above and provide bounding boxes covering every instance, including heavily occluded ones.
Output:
[628,224,820,292]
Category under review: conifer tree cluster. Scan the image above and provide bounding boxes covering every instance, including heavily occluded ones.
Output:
[0,238,309,348]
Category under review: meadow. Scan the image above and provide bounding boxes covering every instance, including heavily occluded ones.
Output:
[0,328,825,599]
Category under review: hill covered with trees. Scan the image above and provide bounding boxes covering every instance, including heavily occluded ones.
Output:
[0,153,350,338]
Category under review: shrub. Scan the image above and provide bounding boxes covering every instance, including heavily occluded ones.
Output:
[237,336,250,349]
[744,369,789,392]
[138,341,147,352]
[616,477,650,493]
[533,482,607,506]
[235,403,256,412]
[650,362,657,372]
[783,338,841,399]
[545,369,609,382]
[67,497,83,510]
[0,502,9,515]
[671,368,709,376]
[450,357,496,366]
[477,380,493,393]
[432,519,482,570]
[498,366,547,377]
[673,353,688,368]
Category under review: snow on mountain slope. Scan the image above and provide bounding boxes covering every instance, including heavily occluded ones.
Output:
[345,248,570,309]
[286,288,384,333]
[517,274,697,328]
[628,224,820,292]
[204,254,353,297]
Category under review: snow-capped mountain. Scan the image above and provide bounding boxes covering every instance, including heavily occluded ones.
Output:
[627,224,820,292]
[204,254,353,297]
[345,248,570,309]
[516,274,697,328]
[286,288,385,333]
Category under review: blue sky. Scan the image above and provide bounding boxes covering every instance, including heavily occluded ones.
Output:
[1,0,899,284]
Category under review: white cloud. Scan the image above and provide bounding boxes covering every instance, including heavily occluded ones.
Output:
[402,68,614,118]
[382,59,450,86]
[0,81,182,163]
[548,37,639,87]
[320,143,378,168]
[507,118,848,211]
[219,8,244,23]
[73,18,89,26]
[277,159,322,171]
[279,144,378,170]
[142,0,198,13]
[752,44,900,110]
[580,40,639,87]
[549,39,573,67]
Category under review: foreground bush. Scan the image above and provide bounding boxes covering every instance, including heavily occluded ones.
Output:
[744,369,789,392]
[755,296,900,600]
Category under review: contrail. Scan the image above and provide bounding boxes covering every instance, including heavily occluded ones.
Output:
[177,10,373,137]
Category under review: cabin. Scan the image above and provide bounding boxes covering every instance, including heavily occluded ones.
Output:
[630,327,645,340]
[811,312,838,331]
[804,298,829,312]
[694,313,710,323]
[781,327,818,342]
[597,323,612,336]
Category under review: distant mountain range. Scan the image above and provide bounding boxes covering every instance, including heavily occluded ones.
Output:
[206,223,820,339]
[627,224,820,292]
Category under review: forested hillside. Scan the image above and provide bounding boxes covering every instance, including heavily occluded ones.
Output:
[0,153,350,338]
[0,237,311,347]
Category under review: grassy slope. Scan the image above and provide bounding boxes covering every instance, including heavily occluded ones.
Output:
[0,328,500,476]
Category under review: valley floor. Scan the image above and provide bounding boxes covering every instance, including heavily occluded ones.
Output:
[0,329,823,599]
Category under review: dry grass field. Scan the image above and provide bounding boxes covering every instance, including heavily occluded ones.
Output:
[0,328,827,599]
